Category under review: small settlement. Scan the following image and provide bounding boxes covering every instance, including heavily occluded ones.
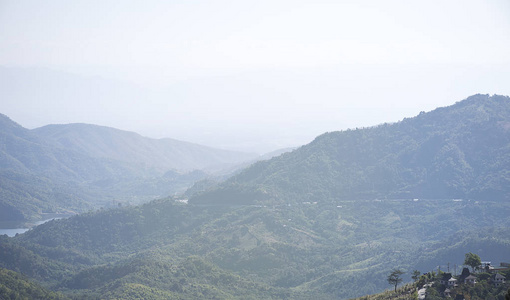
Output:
[437,262,509,298]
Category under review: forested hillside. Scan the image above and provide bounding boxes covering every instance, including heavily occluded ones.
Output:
[192,94,510,205]
[0,267,67,300]
[33,123,255,173]
[0,114,255,222]
[2,196,510,299]
[0,170,92,221]
[1,95,510,299]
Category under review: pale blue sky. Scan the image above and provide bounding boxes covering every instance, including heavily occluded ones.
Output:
[1,0,510,152]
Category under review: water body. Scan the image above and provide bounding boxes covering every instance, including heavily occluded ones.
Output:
[0,214,73,237]
[0,228,30,237]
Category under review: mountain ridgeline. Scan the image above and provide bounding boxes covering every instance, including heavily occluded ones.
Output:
[0,115,256,221]
[192,94,510,205]
[33,123,255,174]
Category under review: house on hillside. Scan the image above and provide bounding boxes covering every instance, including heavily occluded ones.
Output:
[492,262,510,273]
[485,262,510,273]
[443,288,452,298]
[492,273,506,287]
[464,274,476,285]
[448,277,458,287]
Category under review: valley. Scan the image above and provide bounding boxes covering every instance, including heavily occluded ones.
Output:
[0,113,259,223]
[1,94,510,299]
[2,0,510,298]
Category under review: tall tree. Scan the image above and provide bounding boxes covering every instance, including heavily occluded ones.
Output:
[464,252,481,273]
[412,270,421,282]
[387,269,405,292]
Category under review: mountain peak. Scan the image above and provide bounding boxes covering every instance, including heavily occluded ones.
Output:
[0,112,28,136]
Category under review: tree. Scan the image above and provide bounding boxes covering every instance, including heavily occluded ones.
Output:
[412,270,421,282]
[464,252,481,273]
[411,270,421,282]
[387,269,404,292]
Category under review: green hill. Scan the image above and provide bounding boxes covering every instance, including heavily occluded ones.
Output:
[2,196,509,299]
[191,94,510,205]
[0,113,137,182]
[0,114,256,222]
[0,170,92,221]
[0,267,68,300]
[33,123,256,174]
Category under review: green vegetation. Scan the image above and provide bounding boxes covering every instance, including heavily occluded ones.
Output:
[1,95,510,299]
[1,197,509,299]
[388,269,405,292]
[354,254,510,300]
[0,267,67,299]
[464,252,482,273]
[0,114,255,222]
[417,258,510,300]
[412,270,421,282]
[192,94,510,205]
[352,284,418,300]
[33,123,255,174]
[0,170,92,222]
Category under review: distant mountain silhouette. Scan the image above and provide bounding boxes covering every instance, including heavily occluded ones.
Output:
[33,123,256,174]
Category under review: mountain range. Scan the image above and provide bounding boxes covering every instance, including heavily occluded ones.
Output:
[0,94,509,299]
[33,123,255,174]
[0,114,257,221]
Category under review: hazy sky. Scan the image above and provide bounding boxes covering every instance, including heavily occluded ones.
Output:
[1,0,510,153]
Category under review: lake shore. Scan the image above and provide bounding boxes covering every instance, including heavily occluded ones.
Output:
[0,213,75,237]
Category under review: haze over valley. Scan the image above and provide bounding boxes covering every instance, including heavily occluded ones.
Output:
[2,1,510,153]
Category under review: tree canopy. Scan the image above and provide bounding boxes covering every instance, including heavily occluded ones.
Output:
[464,252,481,273]
[387,269,404,292]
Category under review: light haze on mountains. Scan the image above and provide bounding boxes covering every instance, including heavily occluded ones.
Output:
[1,0,510,153]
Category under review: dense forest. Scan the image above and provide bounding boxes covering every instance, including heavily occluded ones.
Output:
[0,267,67,300]
[1,94,510,299]
[192,94,510,205]
[1,197,509,299]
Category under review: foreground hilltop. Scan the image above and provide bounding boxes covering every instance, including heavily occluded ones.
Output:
[192,94,510,205]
